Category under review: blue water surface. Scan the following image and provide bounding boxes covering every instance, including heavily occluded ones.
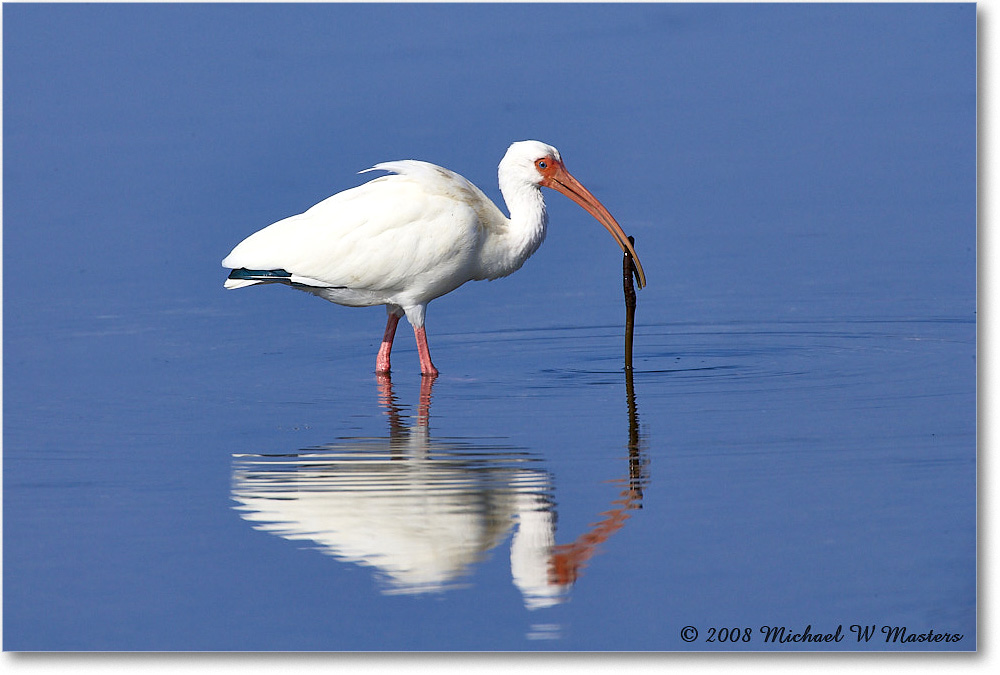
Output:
[3,3,975,651]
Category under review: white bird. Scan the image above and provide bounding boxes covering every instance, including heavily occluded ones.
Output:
[222,140,646,376]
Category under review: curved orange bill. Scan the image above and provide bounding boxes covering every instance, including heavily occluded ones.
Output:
[542,163,647,289]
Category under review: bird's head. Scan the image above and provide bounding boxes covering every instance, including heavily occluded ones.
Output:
[500,140,646,288]
[499,140,563,187]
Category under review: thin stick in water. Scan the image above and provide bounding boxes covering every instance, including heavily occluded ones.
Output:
[623,235,637,371]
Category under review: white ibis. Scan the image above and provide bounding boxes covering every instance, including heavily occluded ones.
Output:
[222,140,646,376]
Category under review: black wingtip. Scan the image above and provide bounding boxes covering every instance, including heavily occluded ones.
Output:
[227,268,293,281]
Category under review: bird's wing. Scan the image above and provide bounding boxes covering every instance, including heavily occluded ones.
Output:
[222,162,504,295]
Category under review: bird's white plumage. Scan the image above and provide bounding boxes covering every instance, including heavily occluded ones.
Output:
[223,159,535,321]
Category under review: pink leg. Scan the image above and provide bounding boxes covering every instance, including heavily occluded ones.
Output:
[414,326,439,377]
[376,312,401,374]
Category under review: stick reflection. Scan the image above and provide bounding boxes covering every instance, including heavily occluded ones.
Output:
[231,372,647,610]
[550,367,647,585]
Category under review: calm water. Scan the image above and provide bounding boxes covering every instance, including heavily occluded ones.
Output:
[3,3,975,651]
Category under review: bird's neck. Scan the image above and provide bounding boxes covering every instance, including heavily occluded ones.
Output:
[478,180,548,280]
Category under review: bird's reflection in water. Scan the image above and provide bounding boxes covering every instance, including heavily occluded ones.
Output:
[231,372,647,610]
